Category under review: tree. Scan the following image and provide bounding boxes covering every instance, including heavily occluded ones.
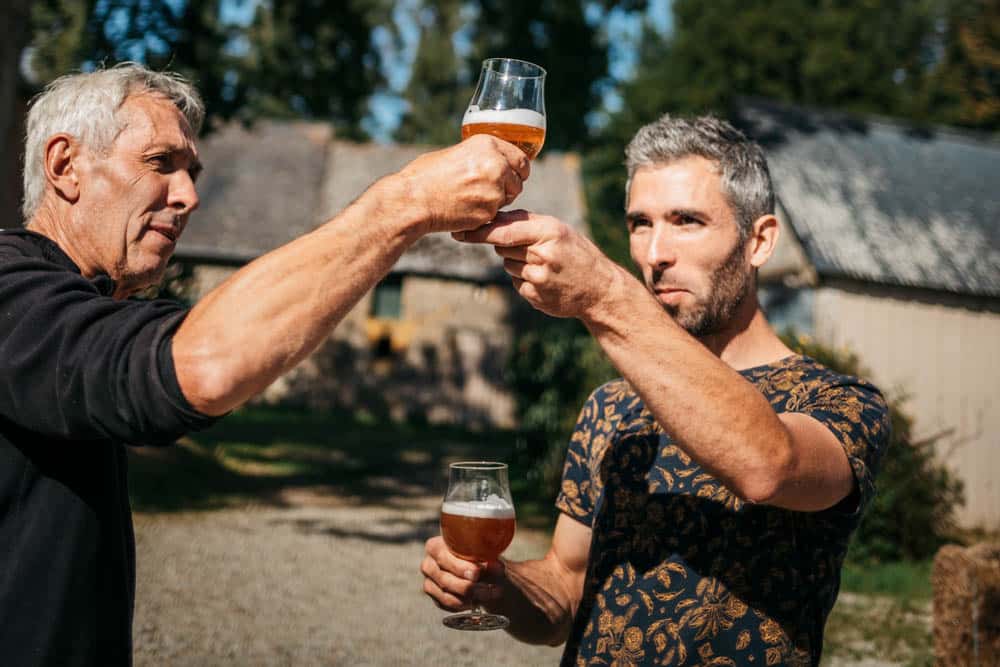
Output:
[925,0,1000,130]
[1,0,32,225]
[241,0,393,138]
[22,0,393,138]
[396,0,647,150]
[395,0,468,145]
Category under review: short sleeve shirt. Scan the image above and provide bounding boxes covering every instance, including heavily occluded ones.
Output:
[555,355,890,667]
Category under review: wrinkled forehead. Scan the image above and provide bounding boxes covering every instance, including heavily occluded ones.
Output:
[113,92,198,152]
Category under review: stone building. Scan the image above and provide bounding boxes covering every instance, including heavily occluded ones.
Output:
[174,121,588,429]
[737,99,1000,530]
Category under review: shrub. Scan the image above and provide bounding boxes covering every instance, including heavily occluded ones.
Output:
[781,331,965,563]
[508,323,966,563]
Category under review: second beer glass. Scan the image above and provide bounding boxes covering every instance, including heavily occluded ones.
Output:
[461,58,546,160]
[440,461,516,630]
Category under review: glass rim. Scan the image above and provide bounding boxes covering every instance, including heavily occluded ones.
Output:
[449,461,508,471]
[481,58,547,78]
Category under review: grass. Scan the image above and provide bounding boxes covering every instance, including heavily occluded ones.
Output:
[823,560,934,666]
[130,408,937,664]
[128,405,557,524]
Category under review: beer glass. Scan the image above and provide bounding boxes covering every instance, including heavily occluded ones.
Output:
[461,58,546,160]
[440,461,516,630]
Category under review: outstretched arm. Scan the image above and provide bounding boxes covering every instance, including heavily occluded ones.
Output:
[172,136,529,416]
[456,211,855,512]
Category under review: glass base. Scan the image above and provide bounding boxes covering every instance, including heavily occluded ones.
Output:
[442,611,510,631]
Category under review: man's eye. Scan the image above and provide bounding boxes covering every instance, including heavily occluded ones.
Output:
[148,155,171,169]
[628,218,650,231]
[679,215,701,225]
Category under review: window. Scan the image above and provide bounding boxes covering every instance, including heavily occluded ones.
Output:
[371,275,403,319]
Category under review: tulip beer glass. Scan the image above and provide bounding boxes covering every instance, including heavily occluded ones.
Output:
[440,461,516,630]
[461,58,546,160]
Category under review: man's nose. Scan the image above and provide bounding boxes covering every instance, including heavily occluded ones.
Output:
[168,169,200,215]
[646,224,677,268]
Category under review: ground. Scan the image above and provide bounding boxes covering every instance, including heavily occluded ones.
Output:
[129,413,932,666]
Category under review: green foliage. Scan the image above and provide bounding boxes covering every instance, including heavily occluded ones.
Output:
[241,0,392,138]
[395,0,647,150]
[395,0,468,145]
[507,316,616,498]
[782,332,965,564]
[25,0,392,138]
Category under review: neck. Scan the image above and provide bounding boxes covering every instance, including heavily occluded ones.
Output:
[697,291,794,371]
[29,201,105,281]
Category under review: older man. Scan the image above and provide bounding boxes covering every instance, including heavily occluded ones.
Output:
[422,115,891,666]
[0,63,528,666]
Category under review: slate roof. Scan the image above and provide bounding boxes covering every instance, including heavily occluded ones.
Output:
[178,121,587,282]
[735,99,1000,298]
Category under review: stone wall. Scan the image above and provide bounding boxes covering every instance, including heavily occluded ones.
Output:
[185,263,520,428]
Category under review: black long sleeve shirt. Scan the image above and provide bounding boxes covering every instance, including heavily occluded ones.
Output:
[0,229,218,666]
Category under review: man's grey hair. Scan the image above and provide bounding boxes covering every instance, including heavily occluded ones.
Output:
[625,114,775,241]
[22,62,204,222]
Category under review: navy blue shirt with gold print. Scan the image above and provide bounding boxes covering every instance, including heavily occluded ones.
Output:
[555,355,890,667]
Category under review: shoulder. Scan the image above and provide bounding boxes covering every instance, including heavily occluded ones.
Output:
[753,355,887,409]
[0,229,43,257]
[587,378,640,409]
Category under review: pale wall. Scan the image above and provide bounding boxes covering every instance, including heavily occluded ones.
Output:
[813,283,1000,530]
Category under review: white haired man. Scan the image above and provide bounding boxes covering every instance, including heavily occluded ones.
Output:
[0,63,529,666]
[421,115,890,666]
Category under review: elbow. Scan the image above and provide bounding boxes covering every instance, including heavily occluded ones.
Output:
[173,348,241,417]
[736,438,796,506]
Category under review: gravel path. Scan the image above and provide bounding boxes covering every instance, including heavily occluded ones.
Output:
[133,494,563,666]
[134,494,904,667]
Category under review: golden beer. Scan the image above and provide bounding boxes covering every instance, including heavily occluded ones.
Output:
[441,501,516,562]
[461,108,546,160]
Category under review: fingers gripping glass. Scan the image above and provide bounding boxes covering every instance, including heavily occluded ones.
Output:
[461,58,547,160]
[440,462,516,630]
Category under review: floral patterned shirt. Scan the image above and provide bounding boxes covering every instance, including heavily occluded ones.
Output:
[555,355,890,667]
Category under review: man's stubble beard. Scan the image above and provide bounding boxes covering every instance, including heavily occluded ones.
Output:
[658,238,753,338]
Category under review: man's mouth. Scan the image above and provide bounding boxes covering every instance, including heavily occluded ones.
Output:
[148,223,179,243]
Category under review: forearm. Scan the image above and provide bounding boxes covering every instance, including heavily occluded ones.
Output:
[581,267,793,503]
[172,177,421,415]
[489,556,581,646]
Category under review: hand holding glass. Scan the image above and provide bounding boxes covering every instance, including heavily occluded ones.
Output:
[461,58,546,160]
[440,461,516,630]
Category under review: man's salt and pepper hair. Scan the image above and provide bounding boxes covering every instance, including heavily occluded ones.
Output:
[22,62,204,222]
[624,114,775,242]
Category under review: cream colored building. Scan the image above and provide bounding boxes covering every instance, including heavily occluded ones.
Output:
[739,100,1000,530]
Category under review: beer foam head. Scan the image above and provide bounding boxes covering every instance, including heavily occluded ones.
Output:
[442,494,515,519]
[462,106,545,130]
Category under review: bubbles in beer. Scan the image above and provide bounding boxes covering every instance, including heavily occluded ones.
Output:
[441,495,516,519]
[462,106,546,130]
[461,106,546,160]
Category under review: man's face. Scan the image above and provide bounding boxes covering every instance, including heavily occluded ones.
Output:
[626,156,753,337]
[74,92,201,296]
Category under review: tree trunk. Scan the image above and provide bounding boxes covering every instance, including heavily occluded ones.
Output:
[1,0,32,226]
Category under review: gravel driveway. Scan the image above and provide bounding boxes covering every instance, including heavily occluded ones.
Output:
[133,494,904,667]
[133,493,563,666]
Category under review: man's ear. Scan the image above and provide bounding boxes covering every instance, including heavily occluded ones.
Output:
[43,134,82,204]
[748,214,779,269]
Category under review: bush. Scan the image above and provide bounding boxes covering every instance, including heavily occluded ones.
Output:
[507,317,615,500]
[507,323,966,563]
[781,331,965,564]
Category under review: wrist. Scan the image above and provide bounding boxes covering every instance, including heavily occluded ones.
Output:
[358,172,431,244]
[579,263,636,331]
